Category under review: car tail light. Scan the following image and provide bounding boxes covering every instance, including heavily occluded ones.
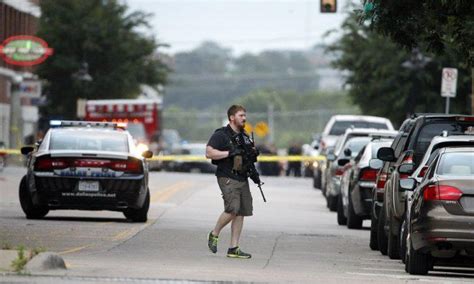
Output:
[423,184,463,201]
[418,166,428,178]
[109,159,142,173]
[335,167,344,176]
[360,168,377,181]
[456,116,474,121]
[35,157,69,171]
[376,172,387,190]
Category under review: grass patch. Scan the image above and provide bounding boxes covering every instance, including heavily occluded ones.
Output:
[10,245,46,273]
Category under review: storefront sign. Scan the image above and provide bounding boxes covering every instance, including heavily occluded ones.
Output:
[0,35,53,66]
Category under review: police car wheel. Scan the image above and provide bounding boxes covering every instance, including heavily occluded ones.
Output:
[124,189,150,223]
[19,176,49,219]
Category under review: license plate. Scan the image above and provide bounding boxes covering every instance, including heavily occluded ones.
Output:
[460,197,474,212]
[78,181,100,192]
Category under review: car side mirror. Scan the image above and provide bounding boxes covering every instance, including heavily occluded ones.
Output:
[377,147,395,162]
[327,153,336,161]
[398,163,415,175]
[369,159,383,170]
[399,178,416,191]
[21,146,34,155]
[343,148,352,157]
[338,158,350,167]
[142,150,153,159]
[313,144,319,150]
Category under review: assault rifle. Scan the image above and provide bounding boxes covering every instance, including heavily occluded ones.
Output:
[233,131,266,202]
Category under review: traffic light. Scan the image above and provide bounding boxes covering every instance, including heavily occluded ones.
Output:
[320,0,337,13]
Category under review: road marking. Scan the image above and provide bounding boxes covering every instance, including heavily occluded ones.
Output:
[48,183,193,255]
[58,245,90,255]
[110,219,154,241]
[151,181,193,203]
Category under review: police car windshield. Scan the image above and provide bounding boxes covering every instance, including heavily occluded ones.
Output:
[127,123,147,141]
[50,130,129,152]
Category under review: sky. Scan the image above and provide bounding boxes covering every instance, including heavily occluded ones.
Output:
[125,0,356,55]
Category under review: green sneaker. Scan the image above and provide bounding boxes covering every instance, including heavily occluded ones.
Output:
[227,247,252,259]
[207,231,218,253]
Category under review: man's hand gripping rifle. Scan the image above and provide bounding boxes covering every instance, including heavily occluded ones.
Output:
[233,132,266,202]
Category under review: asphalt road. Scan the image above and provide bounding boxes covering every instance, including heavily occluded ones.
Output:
[1,166,474,283]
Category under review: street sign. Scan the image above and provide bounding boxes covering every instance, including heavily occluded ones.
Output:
[441,68,458,98]
[0,35,53,66]
[254,121,269,138]
[244,122,253,134]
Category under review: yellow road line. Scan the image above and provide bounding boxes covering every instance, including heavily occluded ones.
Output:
[58,245,90,255]
[110,219,154,242]
[110,227,137,241]
[150,181,192,203]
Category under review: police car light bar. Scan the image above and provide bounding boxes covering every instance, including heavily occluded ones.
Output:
[49,120,127,130]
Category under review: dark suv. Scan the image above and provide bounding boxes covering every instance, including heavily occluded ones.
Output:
[377,114,474,259]
[370,119,414,252]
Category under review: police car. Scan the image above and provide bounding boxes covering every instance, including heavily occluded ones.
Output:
[19,121,153,222]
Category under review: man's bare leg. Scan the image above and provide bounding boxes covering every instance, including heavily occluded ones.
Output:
[212,212,235,236]
[230,216,244,247]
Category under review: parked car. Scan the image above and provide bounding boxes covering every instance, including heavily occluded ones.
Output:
[166,143,216,173]
[338,137,394,228]
[324,128,397,211]
[369,118,415,253]
[377,114,474,259]
[19,120,153,222]
[397,134,474,262]
[314,115,395,192]
[400,147,474,275]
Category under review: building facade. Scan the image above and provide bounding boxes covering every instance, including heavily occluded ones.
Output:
[0,0,41,148]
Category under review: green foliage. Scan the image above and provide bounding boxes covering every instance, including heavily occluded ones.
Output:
[359,0,474,67]
[174,41,232,74]
[329,12,471,126]
[167,42,323,109]
[36,0,169,119]
[163,90,358,147]
[236,89,353,113]
[11,246,27,273]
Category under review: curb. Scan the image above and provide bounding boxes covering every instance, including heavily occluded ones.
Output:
[25,252,67,272]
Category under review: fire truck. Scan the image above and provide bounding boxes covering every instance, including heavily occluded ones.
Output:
[83,99,162,147]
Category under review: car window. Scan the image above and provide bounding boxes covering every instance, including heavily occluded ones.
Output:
[50,130,129,152]
[342,137,372,157]
[127,123,147,141]
[413,121,474,164]
[329,121,389,135]
[437,152,474,176]
[424,156,439,181]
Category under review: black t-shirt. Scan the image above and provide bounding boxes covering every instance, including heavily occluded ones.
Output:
[207,125,248,181]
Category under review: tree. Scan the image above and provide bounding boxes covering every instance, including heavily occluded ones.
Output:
[329,12,471,125]
[173,41,232,74]
[360,0,474,113]
[36,0,169,119]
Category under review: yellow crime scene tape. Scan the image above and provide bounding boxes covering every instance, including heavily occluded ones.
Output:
[1,149,326,162]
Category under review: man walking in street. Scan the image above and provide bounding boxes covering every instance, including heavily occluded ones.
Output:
[205,105,254,259]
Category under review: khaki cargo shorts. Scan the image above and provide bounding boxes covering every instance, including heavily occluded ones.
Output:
[217,177,253,216]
